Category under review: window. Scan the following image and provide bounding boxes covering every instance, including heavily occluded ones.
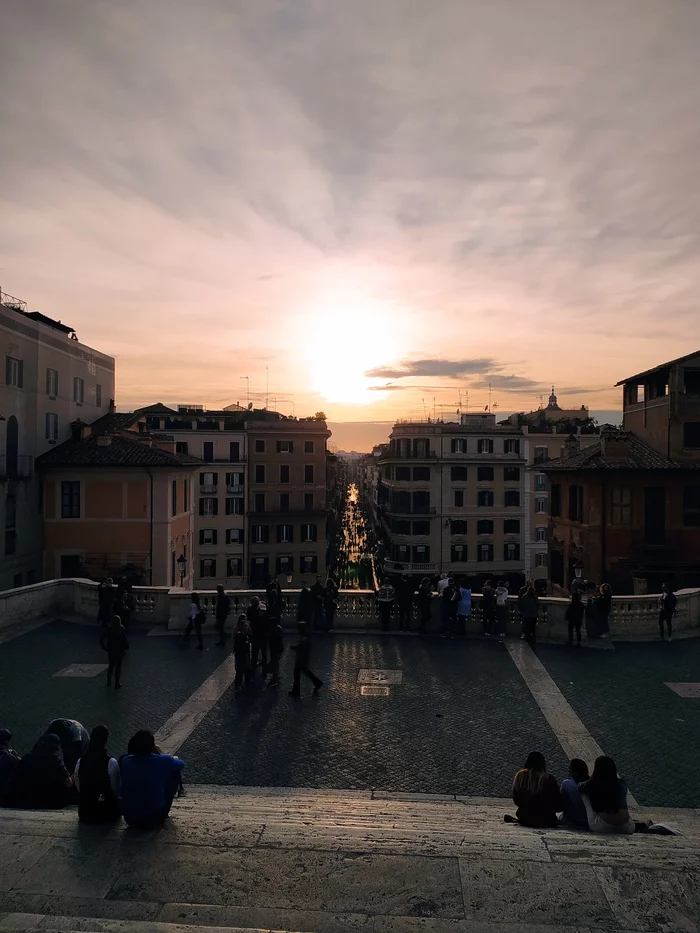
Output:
[394,544,410,562]
[478,439,493,454]
[478,543,494,562]
[176,441,189,455]
[451,544,467,562]
[392,518,411,534]
[199,471,218,492]
[412,491,430,513]
[478,490,494,507]
[45,412,58,441]
[277,524,294,543]
[395,466,411,480]
[95,384,102,407]
[226,471,244,490]
[551,484,561,517]
[534,474,547,491]
[304,464,315,483]
[200,559,216,578]
[304,493,314,510]
[255,465,266,483]
[301,523,317,542]
[504,519,520,534]
[226,528,243,544]
[171,480,178,516]
[5,356,23,388]
[202,441,214,461]
[683,487,700,526]
[73,377,84,403]
[276,440,294,453]
[61,481,80,518]
[255,439,266,453]
[279,464,290,484]
[199,528,217,545]
[229,441,240,461]
[301,555,318,574]
[276,555,294,574]
[453,490,464,507]
[451,438,467,453]
[451,466,468,481]
[683,423,700,448]
[225,497,243,515]
[46,368,58,396]
[504,467,520,481]
[304,440,314,454]
[533,446,548,465]
[251,524,269,543]
[568,485,584,522]
[413,466,430,481]
[254,492,266,512]
[280,493,290,512]
[412,545,430,563]
[536,553,548,567]
[183,479,188,512]
[534,526,547,543]
[535,497,547,514]
[477,466,494,481]
[412,520,430,535]
[504,542,520,561]
[451,519,468,534]
[477,519,493,534]
[199,497,218,516]
[504,490,520,507]
[611,486,632,525]
[504,439,520,455]
[226,557,243,577]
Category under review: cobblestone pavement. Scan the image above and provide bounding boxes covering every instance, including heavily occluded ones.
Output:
[535,639,700,808]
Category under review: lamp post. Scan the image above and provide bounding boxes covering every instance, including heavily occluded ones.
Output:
[176,554,187,587]
[286,573,293,588]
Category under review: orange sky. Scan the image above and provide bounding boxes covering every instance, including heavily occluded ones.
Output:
[1,0,699,451]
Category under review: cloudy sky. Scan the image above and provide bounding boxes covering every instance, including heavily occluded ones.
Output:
[2,0,699,449]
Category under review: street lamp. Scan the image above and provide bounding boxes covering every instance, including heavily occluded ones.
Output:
[176,554,187,586]
[574,561,583,579]
[286,573,293,587]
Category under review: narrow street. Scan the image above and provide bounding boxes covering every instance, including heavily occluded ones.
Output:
[333,483,377,589]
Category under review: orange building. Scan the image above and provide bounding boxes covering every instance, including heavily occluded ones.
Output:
[37,416,200,585]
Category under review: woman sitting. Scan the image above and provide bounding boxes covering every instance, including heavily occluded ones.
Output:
[508,751,560,827]
[559,758,590,828]
[9,733,73,809]
[74,725,121,824]
[579,756,634,835]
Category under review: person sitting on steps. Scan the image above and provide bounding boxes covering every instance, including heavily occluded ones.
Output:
[120,729,184,829]
[558,758,590,828]
[505,751,559,828]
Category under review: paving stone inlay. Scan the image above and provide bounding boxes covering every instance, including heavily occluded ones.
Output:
[357,669,404,684]
[52,663,108,678]
[360,686,391,697]
[665,682,700,698]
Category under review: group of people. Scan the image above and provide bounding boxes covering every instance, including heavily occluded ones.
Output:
[0,719,183,829]
[508,751,670,835]
[97,576,136,629]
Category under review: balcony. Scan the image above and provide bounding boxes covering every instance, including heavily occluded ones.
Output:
[226,484,244,494]
[379,450,437,461]
[199,484,218,494]
[0,454,33,482]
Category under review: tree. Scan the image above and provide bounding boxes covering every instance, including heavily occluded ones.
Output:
[314,411,327,420]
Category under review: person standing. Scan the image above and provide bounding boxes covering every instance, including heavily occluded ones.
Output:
[267,586,282,630]
[103,615,129,689]
[397,575,414,632]
[566,591,585,647]
[376,578,396,631]
[598,583,613,638]
[437,573,450,595]
[495,580,509,638]
[456,577,472,636]
[233,614,252,690]
[441,577,458,638]
[115,577,135,629]
[297,584,314,628]
[310,575,326,631]
[323,577,339,632]
[417,577,433,633]
[658,583,677,641]
[289,621,323,697]
[481,579,495,636]
[268,616,284,687]
[518,582,539,646]
[184,592,205,649]
[214,585,231,647]
[97,577,114,629]
[249,600,269,673]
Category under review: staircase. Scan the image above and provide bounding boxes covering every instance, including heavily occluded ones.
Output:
[1,787,699,932]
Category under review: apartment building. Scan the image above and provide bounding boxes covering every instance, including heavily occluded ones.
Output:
[0,291,114,590]
[247,418,331,586]
[377,414,527,585]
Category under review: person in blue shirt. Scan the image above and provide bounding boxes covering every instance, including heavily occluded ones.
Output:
[558,758,589,827]
[456,577,472,637]
[120,730,184,829]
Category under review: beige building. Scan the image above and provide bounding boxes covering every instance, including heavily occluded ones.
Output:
[0,291,114,590]
[507,388,590,426]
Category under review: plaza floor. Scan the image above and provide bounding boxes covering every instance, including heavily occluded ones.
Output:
[2,620,699,807]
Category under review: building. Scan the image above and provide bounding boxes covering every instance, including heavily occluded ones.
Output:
[36,416,199,586]
[1,290,114,590]
[247,418,331,586]
[377,414,527,585]
[506,388,591,427]
[543,430,700,594]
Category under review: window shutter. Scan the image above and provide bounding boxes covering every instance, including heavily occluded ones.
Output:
[212,530,218,545]
[212,499,218,515]
[199,499,205,516]
[18,360,24,388]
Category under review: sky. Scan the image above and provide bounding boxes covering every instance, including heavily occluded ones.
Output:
[1,0,700,451]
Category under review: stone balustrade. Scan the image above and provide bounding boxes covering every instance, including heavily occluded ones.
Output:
[1,578,699,642]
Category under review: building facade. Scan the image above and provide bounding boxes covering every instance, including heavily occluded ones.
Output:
[0,291,114,590]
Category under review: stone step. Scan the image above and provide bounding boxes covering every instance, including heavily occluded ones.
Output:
[0,916,280,933]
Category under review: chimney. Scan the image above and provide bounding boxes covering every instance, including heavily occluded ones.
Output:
[109,398,116,414]
[562,434,580,458]
[71,420,91,442]
[600,431,631,459]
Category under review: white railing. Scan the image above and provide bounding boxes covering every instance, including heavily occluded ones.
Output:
[1,579,699,642]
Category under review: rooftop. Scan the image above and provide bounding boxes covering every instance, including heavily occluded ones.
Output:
[615,349,700,385]
[36,433,202,469]
[543,430,699,471]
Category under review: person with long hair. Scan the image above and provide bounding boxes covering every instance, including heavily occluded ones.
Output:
[74,725,121,824]
[507,751,559,827]
[9,733,73,809]
[579,756,635,834]
[559,758,590,827]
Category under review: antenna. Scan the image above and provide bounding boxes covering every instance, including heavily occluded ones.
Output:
[421,398,428,419]
[433,397,436,420]
[488,383,492,412]
[465,390,469,415]
[240,375,250,407]
[266,366,269,409]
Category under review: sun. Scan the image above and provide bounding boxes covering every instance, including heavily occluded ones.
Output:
[304,302,398,405]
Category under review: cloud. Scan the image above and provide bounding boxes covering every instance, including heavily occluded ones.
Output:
[366,358,498,379]
[470,374,544,392]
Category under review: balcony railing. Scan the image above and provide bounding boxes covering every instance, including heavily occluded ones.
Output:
[199,484,218,494]
[385,506,437,516]
[379,450,437,460]
[0,454,33,482]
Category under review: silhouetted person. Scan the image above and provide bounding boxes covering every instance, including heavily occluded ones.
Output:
[46,718,89,774]
[268,617,284,687]
[10,733,73,809]
[120,729,184,829]
[658,583,677,641]
[441,577,458,637]
[417,577,433,633]
[297,585,314,626]
[233,614,252,690]
[481,579,495,635]
[97,577,114,628]
[115,576,135,628]
[184,592,205,649]
[518,582,539,646]
[566,591,585,647]
[74,725,121,824]
[508,752,559,828]
[598,583,612,637]
[214,585,231,646]
[376,578,395,631]
[103,614,129,689]
[310,575,326,630]
[289,622,323,697]
[0,729,20,806]
[249,600,269,673]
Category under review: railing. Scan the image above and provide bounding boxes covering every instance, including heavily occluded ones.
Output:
[383,560,437,574]
[199,484,218,494]
[379,450,438,460]
[226,485,244,494]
